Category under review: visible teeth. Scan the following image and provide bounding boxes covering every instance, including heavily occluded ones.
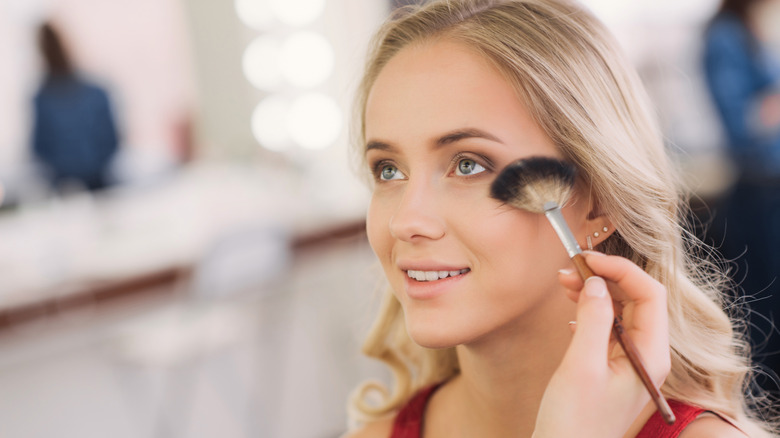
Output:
[407,268,470,282]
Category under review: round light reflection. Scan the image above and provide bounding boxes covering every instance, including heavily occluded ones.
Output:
[286,93,342,150]
[269,0,325,27]
[242,36,282,91]
[235,0,274,30]
[280,32,334,88]
[252,96,291,151]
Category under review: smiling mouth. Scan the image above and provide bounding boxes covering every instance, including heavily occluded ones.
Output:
[406,268,470,282]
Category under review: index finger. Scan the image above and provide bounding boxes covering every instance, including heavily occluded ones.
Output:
[582,251,666,307]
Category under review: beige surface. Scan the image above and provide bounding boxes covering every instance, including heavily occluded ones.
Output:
[0,163,367,310]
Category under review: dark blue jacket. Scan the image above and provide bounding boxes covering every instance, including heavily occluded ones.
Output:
[33,75,118,190]
[703,12,780,179]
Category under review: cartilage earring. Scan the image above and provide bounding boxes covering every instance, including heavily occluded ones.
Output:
[586,235,593,250]
[593,231,600,238]
[602,226,608,232]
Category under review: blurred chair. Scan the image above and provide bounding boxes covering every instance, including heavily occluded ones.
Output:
[109,224,291,438]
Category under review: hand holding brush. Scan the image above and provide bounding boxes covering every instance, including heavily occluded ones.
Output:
[491,156,675,426]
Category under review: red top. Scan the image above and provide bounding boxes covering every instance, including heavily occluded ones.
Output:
[635,400,706,438]
[390,385,707,438]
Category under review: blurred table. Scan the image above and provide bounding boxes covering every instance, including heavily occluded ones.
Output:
[0,163,367,331]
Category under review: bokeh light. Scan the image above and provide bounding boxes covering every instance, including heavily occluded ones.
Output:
[280,32,335,88]
[252,96,291,151]
[234,0,274,30]
[242,36,282,91]
[286,93,342,150]
[268,0,326,27]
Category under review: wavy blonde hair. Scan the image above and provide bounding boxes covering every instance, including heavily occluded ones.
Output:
[349,0,778,435]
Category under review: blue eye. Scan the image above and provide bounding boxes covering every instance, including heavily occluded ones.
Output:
[455,158,486,176]
[379,164,405,181]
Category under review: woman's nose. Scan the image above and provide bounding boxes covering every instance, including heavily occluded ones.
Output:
[389,181,446,242]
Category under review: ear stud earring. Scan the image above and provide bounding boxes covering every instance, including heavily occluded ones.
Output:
[587,226,608,250]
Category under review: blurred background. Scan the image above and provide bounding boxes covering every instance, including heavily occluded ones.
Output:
[0,0,778,437]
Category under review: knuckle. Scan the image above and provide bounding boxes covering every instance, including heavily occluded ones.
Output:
[648,280,667,300]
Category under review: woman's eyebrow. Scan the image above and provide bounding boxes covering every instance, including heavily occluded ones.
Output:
[366,128,504,153]
[365,140,394,152]
[435,128,504,146]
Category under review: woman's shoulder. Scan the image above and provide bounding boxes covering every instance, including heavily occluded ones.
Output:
[679,413,749,438]
[341,417,395,438]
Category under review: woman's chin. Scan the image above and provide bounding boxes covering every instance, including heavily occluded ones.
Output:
[406,321,472,350]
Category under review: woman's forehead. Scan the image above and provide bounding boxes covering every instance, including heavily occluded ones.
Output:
[364,39,544,146]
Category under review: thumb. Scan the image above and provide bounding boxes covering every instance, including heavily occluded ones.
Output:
[565,276,615,368]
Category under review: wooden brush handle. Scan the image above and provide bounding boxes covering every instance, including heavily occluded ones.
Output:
[571,253,676,424]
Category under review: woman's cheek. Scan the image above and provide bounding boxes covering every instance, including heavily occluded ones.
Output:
[365,196,389,256]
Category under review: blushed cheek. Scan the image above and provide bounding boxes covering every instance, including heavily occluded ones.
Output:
[473,211,556,277]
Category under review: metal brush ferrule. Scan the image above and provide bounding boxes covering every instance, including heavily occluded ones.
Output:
[543,202,582,258]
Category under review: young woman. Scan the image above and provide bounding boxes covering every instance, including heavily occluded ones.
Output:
[345,0,778,436]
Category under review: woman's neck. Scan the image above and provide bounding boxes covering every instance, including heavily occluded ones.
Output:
[421,300,657,438]
[425,302,576,437]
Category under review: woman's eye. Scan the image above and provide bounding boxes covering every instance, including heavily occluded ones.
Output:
[455,158,486,176]
[378,164,405,181]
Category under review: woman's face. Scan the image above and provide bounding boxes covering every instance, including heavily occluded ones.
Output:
[364,39,589,348]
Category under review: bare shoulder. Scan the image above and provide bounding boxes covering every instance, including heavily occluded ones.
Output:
[340,417,395,438]
[679,413,748,438]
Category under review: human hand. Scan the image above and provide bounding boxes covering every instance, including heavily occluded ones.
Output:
[532,252,671,438]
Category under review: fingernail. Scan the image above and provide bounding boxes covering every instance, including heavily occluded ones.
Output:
[583,250,605,257]
[558,268,575,275]
[567,321,577,326]
[584,276,607,298]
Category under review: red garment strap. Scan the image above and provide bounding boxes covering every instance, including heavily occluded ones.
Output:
[390,385,440,438]
[635,400,706,438]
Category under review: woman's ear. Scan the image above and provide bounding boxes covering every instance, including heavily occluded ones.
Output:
[582,196,614,250]
[573,182,614,250]
[584,215,615,250]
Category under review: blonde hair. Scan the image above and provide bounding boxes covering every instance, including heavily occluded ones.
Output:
[349,0,778,435]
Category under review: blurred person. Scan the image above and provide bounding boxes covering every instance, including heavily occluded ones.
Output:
[703,0,780,389]
[32,22,119,192]
[343,0,779,436]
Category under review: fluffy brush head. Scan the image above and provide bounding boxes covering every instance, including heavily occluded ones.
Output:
[490,156,577,213]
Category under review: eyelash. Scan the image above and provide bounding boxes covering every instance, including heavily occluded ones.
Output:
[369,152,493,182]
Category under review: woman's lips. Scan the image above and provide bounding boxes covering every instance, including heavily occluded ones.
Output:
[402,268,470,300]
[405,268,470,282]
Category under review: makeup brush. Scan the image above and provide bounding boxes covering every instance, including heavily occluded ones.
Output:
[490,156,675,425]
